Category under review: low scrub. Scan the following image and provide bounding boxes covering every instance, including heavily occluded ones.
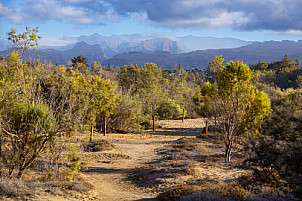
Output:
[84,140,115,152]
[0,178,93,199]
[157,182,249,201]
[157,184,201,201]
[210,182,249,200]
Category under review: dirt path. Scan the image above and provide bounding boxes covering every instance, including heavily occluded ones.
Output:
[81,119,205,201]
[82,136,161,201]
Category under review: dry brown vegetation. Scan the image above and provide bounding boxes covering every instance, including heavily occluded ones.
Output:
[0,119,299,201]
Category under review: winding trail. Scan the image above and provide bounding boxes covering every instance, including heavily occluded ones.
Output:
[82,119,205,201]
[82,136,162,201]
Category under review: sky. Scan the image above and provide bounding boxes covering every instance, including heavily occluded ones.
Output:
[1,0,302,46]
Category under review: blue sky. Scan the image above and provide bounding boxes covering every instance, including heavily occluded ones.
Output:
[1,0,302,45]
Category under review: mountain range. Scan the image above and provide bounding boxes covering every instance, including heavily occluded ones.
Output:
[103,40,302,69]
[1,33,302,70]
[57,33,251,57]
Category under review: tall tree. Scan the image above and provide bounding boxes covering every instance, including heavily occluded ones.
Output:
[198,56,271,162]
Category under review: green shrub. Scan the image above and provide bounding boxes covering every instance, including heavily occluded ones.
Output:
[0,102,56,178]
[60,146,86,182]
[156,98,183,119]
[107,94,147,133]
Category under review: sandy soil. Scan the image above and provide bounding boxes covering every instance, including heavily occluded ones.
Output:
[78,118,248,201]
[2,118,250,201]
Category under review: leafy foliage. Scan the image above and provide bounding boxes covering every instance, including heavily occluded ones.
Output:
[245,89,302,197]
[253,55,301,89]
[0,31,117,178]
[197,56,271,161]
[7,27,41,59]
[117,63,198,123]
[70,55,89,73]
[156,98,182,119]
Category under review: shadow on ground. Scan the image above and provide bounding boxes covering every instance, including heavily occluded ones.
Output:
[83,167,130,174]
[147,127,202,137]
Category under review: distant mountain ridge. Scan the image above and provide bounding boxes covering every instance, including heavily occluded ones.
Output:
[102,40,302,69]
[61,34,186,58]
[48,33,252,58]
[0,41,105,65]
[1,36,302,70]
[0,33,252,63]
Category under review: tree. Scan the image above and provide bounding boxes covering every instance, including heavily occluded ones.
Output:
[270,55,297,74]
[70,55,89,73]
[254,62,268,71]
[1,102,55,178]
[7,27,42,59]
[0,52,56,178]
[198,56,271,162]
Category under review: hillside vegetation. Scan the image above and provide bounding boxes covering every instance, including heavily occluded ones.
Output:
[0,27,301,200]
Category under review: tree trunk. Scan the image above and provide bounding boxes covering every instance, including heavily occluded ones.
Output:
[225,141,232,162]
[17,168,25,179]
[103,117,107,136]
[90,125,93,142]
[153,115,155,131]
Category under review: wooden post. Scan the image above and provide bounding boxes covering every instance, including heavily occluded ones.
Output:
[205,120,208,134]
[90,125,93,142]
[182,109,185,123]
[103,116,107,136]
[153,115,155,131]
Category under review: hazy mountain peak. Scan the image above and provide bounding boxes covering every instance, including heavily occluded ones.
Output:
[40,33,254,57]
[101,40,302,70]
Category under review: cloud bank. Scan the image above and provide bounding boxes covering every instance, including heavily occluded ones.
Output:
[1,0,302,32]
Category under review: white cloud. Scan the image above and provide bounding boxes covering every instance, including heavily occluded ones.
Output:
[272,30,302,36]
[157,9,251,29]
[39,38,77,47]
[0,3,25,24]
[1,0,302,31]
[106,0,302,31]
[0,0,111,25]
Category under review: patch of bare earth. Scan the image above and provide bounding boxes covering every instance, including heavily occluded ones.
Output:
[79,118,250,201]
[1,118,251,200]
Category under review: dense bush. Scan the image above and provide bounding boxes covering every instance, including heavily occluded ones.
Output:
[0,50,117,179]
[245,88,302,198]
[117,63,201,124]
[0,102,56,178]
[107,93,147,133]
[156,98,183,119]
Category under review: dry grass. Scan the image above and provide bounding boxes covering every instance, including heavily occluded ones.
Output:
[157,182,249,201]
[0,177,93,200]
[0,178,36,198]
[157,184,201,201]
[1,119,297,200]
[205,156,225,164]
[197,132,223,144]
[156,118,206,129]
[84,139,115,152]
